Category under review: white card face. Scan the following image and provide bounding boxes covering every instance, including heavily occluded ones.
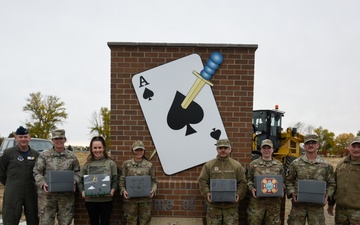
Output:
[132,53,228,175]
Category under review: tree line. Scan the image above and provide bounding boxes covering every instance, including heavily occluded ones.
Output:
[290,123,360,156]
[0,92,110,148]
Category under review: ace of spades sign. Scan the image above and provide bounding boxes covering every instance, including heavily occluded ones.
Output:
[132,53,228,175]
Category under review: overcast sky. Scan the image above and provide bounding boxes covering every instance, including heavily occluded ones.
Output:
[1,0,359,146]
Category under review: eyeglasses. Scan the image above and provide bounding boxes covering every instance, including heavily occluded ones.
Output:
[217,147,230,150]
[53,137,64,140]
[305,141,317,145]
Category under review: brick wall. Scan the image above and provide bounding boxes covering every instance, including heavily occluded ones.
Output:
[75,42,258,225]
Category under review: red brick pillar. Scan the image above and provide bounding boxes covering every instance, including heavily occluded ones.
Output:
[75,42,257,225]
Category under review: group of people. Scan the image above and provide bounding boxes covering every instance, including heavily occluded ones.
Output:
[0,126,157,225]
[1,125,360,225]
[198,135,360,225]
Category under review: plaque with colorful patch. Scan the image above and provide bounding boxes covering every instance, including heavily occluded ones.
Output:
[255,175,283,197]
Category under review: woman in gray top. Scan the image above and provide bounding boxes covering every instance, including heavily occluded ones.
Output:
[80,136,118,225]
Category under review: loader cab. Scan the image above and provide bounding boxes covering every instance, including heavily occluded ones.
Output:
[252,109,284,153]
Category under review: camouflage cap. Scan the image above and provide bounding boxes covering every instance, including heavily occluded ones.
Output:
[350,136,360,145]
[51,129,66,139]
[261,139,273,148]
[15,126,29,135]
[304,134,318,144]
[216,139,231,148]
[132,140,145,150]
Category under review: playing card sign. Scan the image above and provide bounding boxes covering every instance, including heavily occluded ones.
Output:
[132,53,228,175]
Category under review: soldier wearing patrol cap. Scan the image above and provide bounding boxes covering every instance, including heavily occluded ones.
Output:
[286,134,335,225]
[119,140,157,225]
[33,129,81,225]
[198,139,247,224]
[246,139,285,225]
[0,126,40,225]
[328,136,360,224]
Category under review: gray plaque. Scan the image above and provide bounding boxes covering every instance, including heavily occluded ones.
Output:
[126,175,152,198]
[210,179,237,202]
[84,174,111,196]
[47,170,74,192]
[255,175,283,197]
[297,180,326,204]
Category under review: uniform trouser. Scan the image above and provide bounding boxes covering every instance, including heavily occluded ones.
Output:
[335,205,360,225]
[123,200,152,225]
[85,201,113,225]
[287,201,325,225]
[206,205,239,225]
[38,192,74,225]
[247,197,282,225]
[2,188,39,225]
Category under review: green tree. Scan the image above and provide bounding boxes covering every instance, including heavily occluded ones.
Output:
[357,130,360,136]
[313,126,335,154]
[334,133,354,156]
[23,92,68,139]
[89,107,111,148]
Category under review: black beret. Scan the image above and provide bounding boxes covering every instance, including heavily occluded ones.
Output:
[16,126,29,135]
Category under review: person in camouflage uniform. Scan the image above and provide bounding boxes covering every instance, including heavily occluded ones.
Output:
[327,136,360,224]
[119,140,157,225]
[0,126,40,225]
[33,129,81,225]
[247,139,285,225]
[286,134,336,225]
[198,139,247,225]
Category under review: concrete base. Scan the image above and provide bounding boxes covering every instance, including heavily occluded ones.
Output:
[150,217,203,225]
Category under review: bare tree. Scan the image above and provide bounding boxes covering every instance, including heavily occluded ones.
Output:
[89,107,110,148]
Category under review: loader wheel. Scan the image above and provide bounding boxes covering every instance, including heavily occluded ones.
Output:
[284,156,297,176]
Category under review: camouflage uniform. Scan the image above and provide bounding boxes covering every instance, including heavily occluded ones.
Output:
[331,153,360,224]
[198,139,247,225]
[33,147,81,225]
[0,145,40,225]
[286,155,335,225]
[120,158,157,225]
[246,157,284,225]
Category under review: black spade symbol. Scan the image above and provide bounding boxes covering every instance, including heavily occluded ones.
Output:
[167,91,204,136]
[143,87,154,101]
[210,128,221,140]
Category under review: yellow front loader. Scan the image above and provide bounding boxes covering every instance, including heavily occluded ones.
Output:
[252,106,304,170]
